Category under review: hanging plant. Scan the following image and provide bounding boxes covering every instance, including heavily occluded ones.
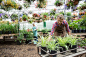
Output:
[33,13,40,17]
[25,0,31,4]
[39,0,45,3]
[54,0,62,6]
[36,2,47,8]
[41,12,48,18]
[3,14,9,19]
[22,15,28,21]
[24,3,30,8]
[50,9,56,16]
[0,0,2,4]
[17,5,22,10]
[28,11,32,14]
[11,14,18,21]
[36,0,47,8]
[0,0,20,11]
[77,2,86,10]
[65,0,81,9]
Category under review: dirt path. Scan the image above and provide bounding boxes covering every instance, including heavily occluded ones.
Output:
[0,41,41,57]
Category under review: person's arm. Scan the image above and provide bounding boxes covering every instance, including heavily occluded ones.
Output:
[65,21,70,35]
[48,23,56,41]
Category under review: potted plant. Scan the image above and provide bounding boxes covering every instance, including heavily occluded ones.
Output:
[1,24,6,34]
[22,15,28,21]
[0,25,2,35]
[78,38,86,49]
[18,5,22,10]
[0,0,2,3]
[16,33,24,45]
[54,0,62,6]
[37,36,47,55]
[57,37,68,54]
[11,14,18,21]
[42,12,48,18]
[5,24,9,34]
[12,24,18,33]
[47,40,59,57]
[54,14,59,19]
[22,30,28,38]
[41,29,48,34]
[3,14,8,19]
[66,12,71,21]
[25,32,33,44]
[50,9,56,16]
[36,0,47,8]
[65,35,73,49]
[69,36,78,53]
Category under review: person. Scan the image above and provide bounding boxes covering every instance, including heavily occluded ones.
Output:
[48,14,70,41]
[32,23,38,44]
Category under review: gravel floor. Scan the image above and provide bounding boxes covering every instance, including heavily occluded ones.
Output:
[0,41,41,57]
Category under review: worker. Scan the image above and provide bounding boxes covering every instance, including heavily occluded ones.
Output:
[48,14,70,40]
[32,23,38,44]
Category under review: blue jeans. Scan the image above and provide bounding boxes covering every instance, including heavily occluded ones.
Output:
[34,36,38,42]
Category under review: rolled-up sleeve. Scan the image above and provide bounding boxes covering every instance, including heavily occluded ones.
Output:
[65,21,70,32]
[50,23,56,36]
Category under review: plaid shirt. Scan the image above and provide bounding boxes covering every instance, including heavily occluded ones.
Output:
[50,20,70,35]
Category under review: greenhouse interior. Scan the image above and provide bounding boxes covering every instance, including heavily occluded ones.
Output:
[0,0,86,57]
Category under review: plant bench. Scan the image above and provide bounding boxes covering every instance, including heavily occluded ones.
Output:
[0,34,18,41]
[66,50,86,57]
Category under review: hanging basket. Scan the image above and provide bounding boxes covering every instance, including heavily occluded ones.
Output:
[57,3,62,6]
[73,0,79,5]
[23,19,26,21]
[44,15,46,18]
[54,1,62,7]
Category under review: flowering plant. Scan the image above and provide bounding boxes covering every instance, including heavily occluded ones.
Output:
[33,13,40,17]
[36,1,47,8]
[54,0,62,6]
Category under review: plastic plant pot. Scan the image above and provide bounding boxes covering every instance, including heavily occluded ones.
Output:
[41,47,47,55]
[0,31,2,35]
[85,29,86,33]
[8,31,11,34]
[77,30,81,33]
[17,40,22,45]
[5,31,9,34]
[24,34,28,38]
[49,50,57,57]
[72,30,74,33]
[70,45,77,53]
[59,46,66,54]
[60,46,66,52]
[82,29,85,33]
[66,43,71,49]
[25,40,31,44]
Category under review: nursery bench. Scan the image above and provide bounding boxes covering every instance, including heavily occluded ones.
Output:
[66,50,86,57]
[0,34,18,41]
[71,33,86,36]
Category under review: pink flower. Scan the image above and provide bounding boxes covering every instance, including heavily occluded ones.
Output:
[19,29,21,30]
[68,0,70,1]
[71,0,73,1]
[78,46,81,48]
[27,29,29,32]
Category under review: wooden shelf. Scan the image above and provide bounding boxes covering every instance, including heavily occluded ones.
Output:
[0,33,18,37]
[71,33,86,35]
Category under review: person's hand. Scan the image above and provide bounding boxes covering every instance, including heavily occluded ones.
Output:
[47,35,52,42]
[34,29,36,31]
